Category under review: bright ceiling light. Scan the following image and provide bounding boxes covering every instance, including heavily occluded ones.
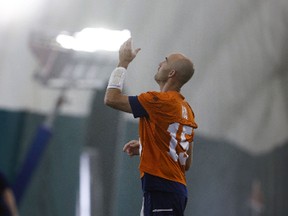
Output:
[56,28,131,52]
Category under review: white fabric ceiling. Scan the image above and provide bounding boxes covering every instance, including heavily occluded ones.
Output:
[0,0,287,154]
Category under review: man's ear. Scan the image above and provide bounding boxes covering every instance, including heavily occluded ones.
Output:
[168,70,176,78]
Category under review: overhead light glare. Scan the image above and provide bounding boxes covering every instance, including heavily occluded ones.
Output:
[56,28,131,52]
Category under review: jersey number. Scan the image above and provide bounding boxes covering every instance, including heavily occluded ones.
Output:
[167,123,193,165]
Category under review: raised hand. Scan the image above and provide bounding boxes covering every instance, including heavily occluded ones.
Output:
[118,38,141,68]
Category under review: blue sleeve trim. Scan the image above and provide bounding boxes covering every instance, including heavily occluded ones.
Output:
[128,96,149,118]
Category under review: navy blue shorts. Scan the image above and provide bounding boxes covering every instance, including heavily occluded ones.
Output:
[141,191,187,216]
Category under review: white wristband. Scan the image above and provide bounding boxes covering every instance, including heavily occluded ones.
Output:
[107,67,127,90]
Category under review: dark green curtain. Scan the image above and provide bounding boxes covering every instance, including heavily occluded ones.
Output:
[0,109,26,180]
[0,109,85,216]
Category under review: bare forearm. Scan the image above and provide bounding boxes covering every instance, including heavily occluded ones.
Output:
[104,88,132,113]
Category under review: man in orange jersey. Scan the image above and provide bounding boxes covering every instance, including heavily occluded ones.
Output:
[104,38,198,216]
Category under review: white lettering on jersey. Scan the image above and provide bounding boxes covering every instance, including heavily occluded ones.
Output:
[182,105,188,120]
[167,123,193,165]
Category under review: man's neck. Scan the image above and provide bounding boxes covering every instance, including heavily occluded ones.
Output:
[160,82,181,92]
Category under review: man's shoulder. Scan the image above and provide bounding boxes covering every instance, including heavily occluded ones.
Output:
[139,91,179,101]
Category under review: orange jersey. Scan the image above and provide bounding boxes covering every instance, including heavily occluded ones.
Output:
[137,91,198,185]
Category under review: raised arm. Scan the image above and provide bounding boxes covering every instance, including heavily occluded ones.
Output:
[104,38,141,112]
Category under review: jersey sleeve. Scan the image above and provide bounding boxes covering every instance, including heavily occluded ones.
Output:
[128,96,149,118]
[137,91,176,121]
